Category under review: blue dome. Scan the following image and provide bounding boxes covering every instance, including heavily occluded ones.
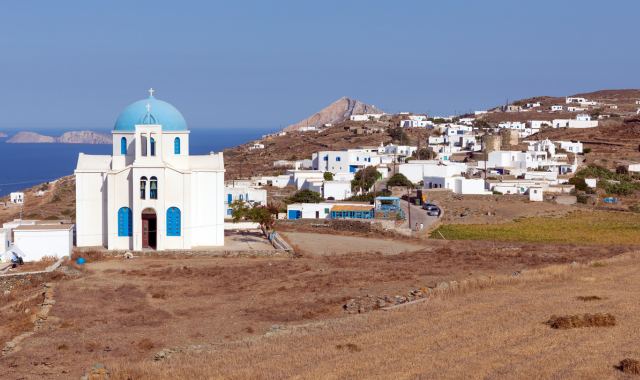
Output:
[114,95,188,132]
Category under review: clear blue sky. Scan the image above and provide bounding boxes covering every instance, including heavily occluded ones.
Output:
[1,0,638,130]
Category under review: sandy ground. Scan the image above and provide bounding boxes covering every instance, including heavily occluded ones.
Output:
[281,232,423,255]
[0,235,633,379]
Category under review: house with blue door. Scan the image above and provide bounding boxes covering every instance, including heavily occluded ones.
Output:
[287,202,374,220]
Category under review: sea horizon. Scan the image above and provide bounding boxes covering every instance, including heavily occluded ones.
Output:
[0,126,278,197]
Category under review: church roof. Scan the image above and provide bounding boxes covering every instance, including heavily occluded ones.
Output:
[114,90,188,132]
[75,154,112,172]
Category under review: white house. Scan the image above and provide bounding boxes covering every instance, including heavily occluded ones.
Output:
[12,224,74,262]
[424,175,488,195]
[350,113,384,121]
[224,185,268,218]
[585,178,598,188]
[399,160,468,183]
[249,142,265,150]
[75,90,225,251]
[551,105,563,111]
[400,119,430,128]
[10,192,24,204]
[323,181,352,200]
[529,120,551,129]
[552,115,598,129]
[557,140,583,154]
[312,149,387,174]
[567,106,586,112]
[529,186,544,202]
[628,163,640,173]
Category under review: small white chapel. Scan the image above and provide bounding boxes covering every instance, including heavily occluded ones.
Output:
[75,89,225,251]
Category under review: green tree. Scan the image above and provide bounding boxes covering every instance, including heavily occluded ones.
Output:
[286,189,323,203]
[230,200,250,222]
[323,171,334,181]
[247,206,275,230]
[352,166,382,192]
[387,173,413,188]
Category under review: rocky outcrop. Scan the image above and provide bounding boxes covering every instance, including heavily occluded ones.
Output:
[6,131,110,144]
[285,97,383,131]
[56,131,110,144]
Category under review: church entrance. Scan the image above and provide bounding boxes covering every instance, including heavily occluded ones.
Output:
[141,208,157,250]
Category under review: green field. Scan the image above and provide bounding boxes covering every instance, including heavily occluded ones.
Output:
[432,211,640,245]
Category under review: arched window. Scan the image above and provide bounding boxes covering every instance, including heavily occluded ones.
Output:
[117,207,132,237]
[174,137,181,155]
[150,137,156,156]
[166,207,181,236]
[140,176,147,199]
[150,176,158,199]
[120,137,127,155]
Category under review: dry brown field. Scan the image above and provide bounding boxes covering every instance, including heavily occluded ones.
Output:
[1,232,637,379]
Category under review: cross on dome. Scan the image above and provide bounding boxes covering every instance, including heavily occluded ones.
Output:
[148,88,155,97]
[145,102,152,113]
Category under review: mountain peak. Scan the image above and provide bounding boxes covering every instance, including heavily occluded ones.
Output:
[285,97,383,131]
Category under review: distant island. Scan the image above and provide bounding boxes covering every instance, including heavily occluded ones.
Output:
[6,131,111,144]
[0,131,7,138]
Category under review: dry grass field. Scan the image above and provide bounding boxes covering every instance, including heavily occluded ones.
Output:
[0,234,636,379]
[106,252,640,380]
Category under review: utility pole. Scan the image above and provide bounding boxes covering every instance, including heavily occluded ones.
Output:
[407,186,412,231]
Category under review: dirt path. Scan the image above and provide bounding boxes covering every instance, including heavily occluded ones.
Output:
[280,231,423,255]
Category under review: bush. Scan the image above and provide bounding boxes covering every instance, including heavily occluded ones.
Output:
[386,173,413,188]
[583,148,592,154]
[323,172,334,181]
[569,177,588,192]
[286,189,323,204]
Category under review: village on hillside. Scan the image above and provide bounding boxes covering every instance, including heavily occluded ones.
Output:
[2,89,640,378]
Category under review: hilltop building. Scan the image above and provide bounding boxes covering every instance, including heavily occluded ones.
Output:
[75,90,225,251]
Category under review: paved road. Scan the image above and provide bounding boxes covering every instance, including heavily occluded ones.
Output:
[400,199,440,233]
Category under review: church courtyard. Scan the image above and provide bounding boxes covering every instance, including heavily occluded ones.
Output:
[1,234,634,378]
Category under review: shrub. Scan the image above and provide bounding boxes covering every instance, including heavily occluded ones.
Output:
[583,148,591,154]
[286,189,323,204]
[352,167,382,192]
[386,173,413,188]
[323,172,333,181]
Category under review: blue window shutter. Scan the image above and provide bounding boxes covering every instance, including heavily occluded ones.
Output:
[120,137,127,155]
[118,207,132,237]
[166,207,181,237]
[174,137,181,154]
[227,194,232,203]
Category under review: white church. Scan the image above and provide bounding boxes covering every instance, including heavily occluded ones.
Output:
[75,90,225,251]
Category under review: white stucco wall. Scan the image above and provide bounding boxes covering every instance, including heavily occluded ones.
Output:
[13,228,73,262]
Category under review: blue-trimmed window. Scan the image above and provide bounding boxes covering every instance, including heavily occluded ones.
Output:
[120,137,127,155]
[117,207,132,237]
[336,157,341,162]
[323,155,328,161]
[174,137,181,154]
[140,176,147,199]
[150,137,156,156]
[167,207,181,237]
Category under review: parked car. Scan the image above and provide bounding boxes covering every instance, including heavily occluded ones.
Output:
[422,203,441,217]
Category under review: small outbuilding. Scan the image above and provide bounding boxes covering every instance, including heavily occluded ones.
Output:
[12,224,74,262]
[10,192,24,204]
[528,186,544,202]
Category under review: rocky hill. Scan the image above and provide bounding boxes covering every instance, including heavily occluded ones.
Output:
[285,97,383,131]
[7,131,110,144]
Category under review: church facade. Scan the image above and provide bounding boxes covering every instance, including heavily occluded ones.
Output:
[75,90,225,251]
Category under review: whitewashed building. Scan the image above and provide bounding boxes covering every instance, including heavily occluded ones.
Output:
[399,160,468,183]
[10,192,24,204]
[12,224,74,262]
[224,184,267,218]
[75,90,225,251]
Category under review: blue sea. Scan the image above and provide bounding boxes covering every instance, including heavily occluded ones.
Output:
[0,127,276,196]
